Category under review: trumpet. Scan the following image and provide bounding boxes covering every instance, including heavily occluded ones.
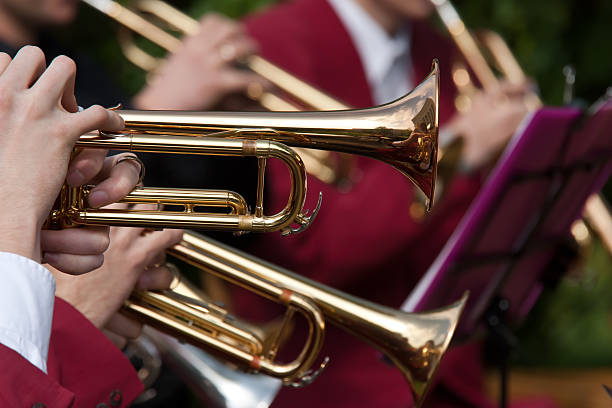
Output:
[430,0,612,256]
[47,62,440,232]
[82,0,353,185]
[122,230,468,405]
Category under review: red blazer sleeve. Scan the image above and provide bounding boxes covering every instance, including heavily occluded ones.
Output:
[46,298,144,408]
[0,344,74,408]
[0,298,143,408]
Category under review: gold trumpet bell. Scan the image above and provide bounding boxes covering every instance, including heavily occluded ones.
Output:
[370,61,439,208]
[386,293,468,406]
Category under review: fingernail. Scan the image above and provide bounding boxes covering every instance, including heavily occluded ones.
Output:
[88,190,110,208]
[67,169,85,187]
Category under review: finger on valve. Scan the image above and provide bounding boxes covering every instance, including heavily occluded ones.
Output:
[86,153,144,208]
[66,149,109,187]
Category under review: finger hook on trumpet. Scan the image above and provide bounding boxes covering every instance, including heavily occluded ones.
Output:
[282,192,322,236]
[286,356,330,388]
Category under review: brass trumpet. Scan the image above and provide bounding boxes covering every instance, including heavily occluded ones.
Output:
[123,230,468,405]
[430,0,612,255]
[48,63,439,232]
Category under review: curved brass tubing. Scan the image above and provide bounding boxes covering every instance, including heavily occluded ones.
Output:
[49,136,307,233]
[124,269,326,386]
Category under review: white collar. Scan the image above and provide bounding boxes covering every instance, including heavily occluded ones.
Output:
[328,0,411,90]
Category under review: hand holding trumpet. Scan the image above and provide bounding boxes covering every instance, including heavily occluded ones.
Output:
[0,46,128,269]
[134,13,265,111]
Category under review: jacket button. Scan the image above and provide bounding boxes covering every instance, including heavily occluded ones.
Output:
[96,404,109,408]
[109,389,122,406]
[32,404,46,408]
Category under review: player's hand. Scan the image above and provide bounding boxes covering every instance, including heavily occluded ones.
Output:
[446,81,530,170]
[41,153,144,274]
[0,46,123,261]
[134,13,265,111]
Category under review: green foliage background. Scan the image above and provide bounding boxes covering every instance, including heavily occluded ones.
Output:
[453,0,612,106]
[59,0,612,369]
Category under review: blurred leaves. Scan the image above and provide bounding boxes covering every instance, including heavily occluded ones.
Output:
[186,0,271,18]
[454,0,612,105]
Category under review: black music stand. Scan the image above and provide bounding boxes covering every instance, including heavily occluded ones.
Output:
[401,95,612,408]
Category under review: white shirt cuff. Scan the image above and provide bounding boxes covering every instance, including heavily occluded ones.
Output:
[0,252,55,373]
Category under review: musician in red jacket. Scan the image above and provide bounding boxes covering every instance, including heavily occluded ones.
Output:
[0,46,184,407]
[224,1,531,407]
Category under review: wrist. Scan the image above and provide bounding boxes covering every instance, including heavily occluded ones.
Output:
[0,221,41,262]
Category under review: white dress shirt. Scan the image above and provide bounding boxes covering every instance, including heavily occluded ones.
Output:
[0,252,55,373]
[328,0,414,105]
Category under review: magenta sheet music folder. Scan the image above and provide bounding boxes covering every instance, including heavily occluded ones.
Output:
[402,99,612,339]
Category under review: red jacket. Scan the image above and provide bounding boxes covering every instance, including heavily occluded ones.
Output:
[0,298,143,407]
[240,1,489,407]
